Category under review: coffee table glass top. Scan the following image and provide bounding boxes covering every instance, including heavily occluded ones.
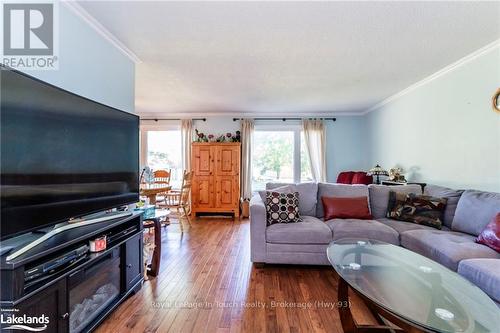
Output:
[143,209,171,221]
[327,239,500,333]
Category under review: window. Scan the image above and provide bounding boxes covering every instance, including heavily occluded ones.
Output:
[252,125,312,191]
[142,129,183,187]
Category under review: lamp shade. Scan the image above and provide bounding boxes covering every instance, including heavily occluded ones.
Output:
[367,164,389,176]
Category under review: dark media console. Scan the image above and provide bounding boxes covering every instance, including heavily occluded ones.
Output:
[0,212,144,333]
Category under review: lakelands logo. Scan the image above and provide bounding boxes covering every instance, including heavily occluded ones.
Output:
[0,313,49,331]
[1,0,59,70]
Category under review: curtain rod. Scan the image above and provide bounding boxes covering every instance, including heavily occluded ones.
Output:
[141,117,336,122]
[141,118,206,121]
[232,117,336,122]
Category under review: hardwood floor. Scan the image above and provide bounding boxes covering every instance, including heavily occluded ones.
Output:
[96,217,375,333]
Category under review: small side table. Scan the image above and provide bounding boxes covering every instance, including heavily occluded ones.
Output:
[143,209,170,277]
[381,180,426,192]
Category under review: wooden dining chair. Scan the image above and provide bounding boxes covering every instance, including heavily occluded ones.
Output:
[153,169,171,204]
[162,170,193,232]
[153,169,171,184]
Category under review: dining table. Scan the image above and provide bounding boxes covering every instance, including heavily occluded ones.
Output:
[139,183,172,204]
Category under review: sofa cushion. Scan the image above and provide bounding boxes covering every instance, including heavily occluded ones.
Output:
[266,215,332,244]
[386,192,447,229]
[400,229,500,271]
[259,185,293,202]
[368,184,422,219]
[265,183,290,190]
[452,190,500,236]
[457,259,500,303]
[325,219,399,245]
[321,196,372,220]
[424,184,464,228]
[377,218,450,235]
[266,182,318,216]
[316,183,369,218]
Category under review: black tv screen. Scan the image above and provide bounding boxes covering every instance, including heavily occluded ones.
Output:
[1,67,139,240]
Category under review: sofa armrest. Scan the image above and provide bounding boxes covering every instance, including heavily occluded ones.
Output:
[250,194,267,263]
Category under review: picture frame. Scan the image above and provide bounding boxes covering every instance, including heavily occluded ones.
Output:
[493,88,500,113]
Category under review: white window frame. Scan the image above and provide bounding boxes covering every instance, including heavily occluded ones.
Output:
[139,121,181,167]
[253,122,306,184]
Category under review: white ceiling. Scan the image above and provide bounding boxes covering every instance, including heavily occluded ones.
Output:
[77,1,500,117]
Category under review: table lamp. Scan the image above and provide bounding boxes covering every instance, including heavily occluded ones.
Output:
[367,164,389,184]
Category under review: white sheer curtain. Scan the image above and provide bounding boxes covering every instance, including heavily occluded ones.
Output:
[240,119,254,200]
[302,119,326,182]
[181,119,193,172]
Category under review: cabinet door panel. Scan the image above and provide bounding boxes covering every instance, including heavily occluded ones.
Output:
[5,279,68,333]
[216,176,238,209]
[193,145,214,176]
[124,234,143,292]
[216,146,239,176]
[192,176,214,208]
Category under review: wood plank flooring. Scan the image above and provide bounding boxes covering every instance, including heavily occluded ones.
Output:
[96,217,374,333]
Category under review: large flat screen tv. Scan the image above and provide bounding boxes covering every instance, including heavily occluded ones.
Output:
[1,66,139,240]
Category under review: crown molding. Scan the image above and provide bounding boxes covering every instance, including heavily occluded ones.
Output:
[62,1,141,63]
[363,39,500,115]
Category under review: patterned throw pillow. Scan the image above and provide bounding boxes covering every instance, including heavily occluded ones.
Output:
[265,191,302,226]
[386,191,447,229]
[476,213,500,253]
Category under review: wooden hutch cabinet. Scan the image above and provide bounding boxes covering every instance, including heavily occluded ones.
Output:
[191,142,241,218]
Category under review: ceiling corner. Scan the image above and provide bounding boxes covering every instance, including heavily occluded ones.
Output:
[62,1,142,64]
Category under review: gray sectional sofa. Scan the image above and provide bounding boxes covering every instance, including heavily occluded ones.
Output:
[250,182,500,304]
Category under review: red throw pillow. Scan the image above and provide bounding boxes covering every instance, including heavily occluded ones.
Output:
[321,196,372,220]
[337,171,355,184]
[476,213,500,252]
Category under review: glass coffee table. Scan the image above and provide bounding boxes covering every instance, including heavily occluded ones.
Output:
[327,239,500,333]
